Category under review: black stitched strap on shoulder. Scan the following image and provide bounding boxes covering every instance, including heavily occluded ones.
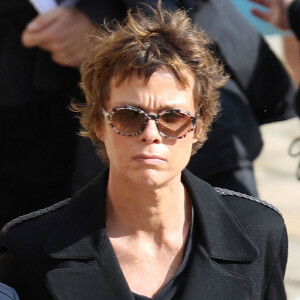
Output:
[1,198,72,234]
[215,187,282,217]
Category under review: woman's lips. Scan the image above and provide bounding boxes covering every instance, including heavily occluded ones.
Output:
[133,154,166,164]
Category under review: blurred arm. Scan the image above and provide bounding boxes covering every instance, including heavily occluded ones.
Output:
[249,0,294,30]
[21,6,97,67]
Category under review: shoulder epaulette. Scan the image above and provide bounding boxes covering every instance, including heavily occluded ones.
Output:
[2,198,71,234]
[215,187,282,217]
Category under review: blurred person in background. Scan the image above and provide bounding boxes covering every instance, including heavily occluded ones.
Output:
[249,0,300,177]
[230,0,300,87]
[249,0,300,114]
[0,0,101,227]
[186,0,296,196]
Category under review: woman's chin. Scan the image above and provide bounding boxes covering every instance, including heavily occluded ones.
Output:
[135,169,162,186]
[131,168,179,189]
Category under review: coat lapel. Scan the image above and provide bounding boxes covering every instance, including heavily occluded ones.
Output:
[44,169,133,300]
[46,240,134,300]
[180,170,257,299]
[182,169,257,262]
[180,244,255,300]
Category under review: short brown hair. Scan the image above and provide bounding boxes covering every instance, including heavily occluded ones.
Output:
[73,2,228,163]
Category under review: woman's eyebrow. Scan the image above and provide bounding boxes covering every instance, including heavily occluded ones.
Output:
[117,102,186,112]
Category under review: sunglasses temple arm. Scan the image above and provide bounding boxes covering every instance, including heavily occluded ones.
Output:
[102,107,110,118]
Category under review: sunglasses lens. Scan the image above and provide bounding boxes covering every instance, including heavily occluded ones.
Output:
[108,106,195,138]
[112,108,145,135]
[159,111,193,138]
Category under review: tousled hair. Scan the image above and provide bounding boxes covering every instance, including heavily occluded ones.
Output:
[72,2,228,163]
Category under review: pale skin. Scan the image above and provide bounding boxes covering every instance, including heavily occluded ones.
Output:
[249,0,294,30]
[97,70,198,297]
[22,6,97,67]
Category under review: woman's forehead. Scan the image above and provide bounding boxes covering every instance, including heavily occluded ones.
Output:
[107,70,195,111]
[110,68,194,89]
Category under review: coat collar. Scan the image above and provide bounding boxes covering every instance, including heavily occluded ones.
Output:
[44,168,257,262]
[44,169,109,259]
[182,169,257,261]
[45,169,257,300]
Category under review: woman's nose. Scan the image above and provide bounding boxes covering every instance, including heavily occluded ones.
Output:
[139,119,162,144]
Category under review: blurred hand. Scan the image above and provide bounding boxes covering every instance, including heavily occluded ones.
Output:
[249,0,294,30]
[22,6,97,67]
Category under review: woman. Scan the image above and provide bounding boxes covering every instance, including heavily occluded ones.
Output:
[0,4,288,299]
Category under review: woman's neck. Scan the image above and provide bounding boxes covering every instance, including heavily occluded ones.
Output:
[105,171,191,238]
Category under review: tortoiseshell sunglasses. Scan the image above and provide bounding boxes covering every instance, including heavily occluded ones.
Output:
[102,105,197,139]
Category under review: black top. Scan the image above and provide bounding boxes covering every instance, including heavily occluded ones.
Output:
[133,209,195,300]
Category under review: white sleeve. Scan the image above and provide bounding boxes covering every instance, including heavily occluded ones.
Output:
[28,0,79,13]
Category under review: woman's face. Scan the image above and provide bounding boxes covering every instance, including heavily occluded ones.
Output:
[97,70,198,189]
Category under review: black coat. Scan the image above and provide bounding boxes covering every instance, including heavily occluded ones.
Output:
[0,169,287,300]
